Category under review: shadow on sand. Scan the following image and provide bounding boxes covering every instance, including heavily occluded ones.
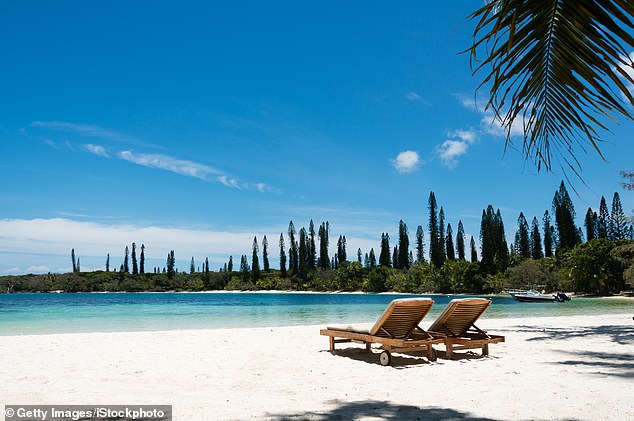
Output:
[320,347,488,369]
[551,349,634,379]
[506,324,634,345]
[266,399,501,421]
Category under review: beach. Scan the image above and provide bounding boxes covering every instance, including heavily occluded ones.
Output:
[1,313,633,420]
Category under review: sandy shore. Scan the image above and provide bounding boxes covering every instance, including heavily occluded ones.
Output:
[1,313,633,420]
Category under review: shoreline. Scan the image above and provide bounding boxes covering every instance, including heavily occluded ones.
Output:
[1,313,632,420]
[5,288,634,297]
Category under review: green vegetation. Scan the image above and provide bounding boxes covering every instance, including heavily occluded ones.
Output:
[2,181,633,295]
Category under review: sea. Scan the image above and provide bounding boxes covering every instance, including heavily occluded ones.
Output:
[0,292,632,336]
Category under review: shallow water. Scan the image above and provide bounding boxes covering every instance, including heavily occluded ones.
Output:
[0,292,631,335]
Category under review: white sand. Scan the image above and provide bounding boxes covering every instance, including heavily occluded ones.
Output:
[1,313,633,420]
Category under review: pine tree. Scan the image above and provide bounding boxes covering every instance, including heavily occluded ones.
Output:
[318,222,330,269]
[140,244,145,274]
[131,243,138,275]
[76,258,80,273]
[530,217,544,259]
[398,220,410,269]
[446,223,455,260]
[584,208,597,242]
[251,237,260,284]
[428,192,444,268]
[552,181,580,250]
[262,235,270,272]
[357,248,362,263]
[337,235,347,264]
[379,233,391,267]
[392,246,399,270]
[308,220,317,270]
[480,206,509,274]
[456,221,466,261]
[369,248,377,268]
[439,207,446,263]
[299,228,308,278]
[71,248,77,273]
[543,210,554,257]
[166,250,175,279]
[610,192,627,240]
[190,257,195,274]
[415,225,425,262]
[470,236,478,262]
[597,196,610,239]
[288,221,298,275]
[279,234,287,278]
[515,212,530,258]
[124,246,130,273]
[228,256,233,272]
[240,255,250,283]
[106,253,110,272]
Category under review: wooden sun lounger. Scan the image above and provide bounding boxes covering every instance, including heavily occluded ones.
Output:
[427,298,505,359]
[320,298,443,366]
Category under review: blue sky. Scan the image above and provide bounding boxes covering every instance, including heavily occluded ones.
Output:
[1,1,633,275]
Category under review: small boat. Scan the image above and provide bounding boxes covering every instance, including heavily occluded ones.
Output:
[510,290,571,303]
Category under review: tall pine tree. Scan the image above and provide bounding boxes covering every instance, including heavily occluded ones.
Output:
[398,220,410,269]
[262,235,270,272]
[610,192,627,240]
[415,225,425,262]
[279,234,287,278]
[584,208,597,241]
[379,233,391,267]
[456,221,466,261]
[446,223,455,260]
[251,237,260,284]
[543,210,554,257]
[530,217,544,259]
[552,181,580,251]
[515,212,530,258]
[318,222,330,269]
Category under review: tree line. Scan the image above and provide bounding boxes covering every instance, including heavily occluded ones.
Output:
[3,181,633,295]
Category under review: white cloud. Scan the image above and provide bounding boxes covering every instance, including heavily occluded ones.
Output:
[5,267,21,274]
[436,140,469,169]
[448,128,477,144]
[0,218,256,267]
[435,129,478,169]
[83,144,110,157]
[391,150,421,173]
[118,150,223,181]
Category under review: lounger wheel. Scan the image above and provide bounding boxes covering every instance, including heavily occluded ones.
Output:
[379,351,391,366]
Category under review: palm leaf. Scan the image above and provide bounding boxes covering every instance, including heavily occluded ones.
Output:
[469,0,634,173]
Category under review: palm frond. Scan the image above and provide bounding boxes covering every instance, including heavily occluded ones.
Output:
[469,0,634,173]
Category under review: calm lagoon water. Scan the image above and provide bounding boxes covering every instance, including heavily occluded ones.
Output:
[0,292,632,336]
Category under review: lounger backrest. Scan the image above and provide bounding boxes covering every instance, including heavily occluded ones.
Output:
[428,298,491,337]
[369,298,434,338]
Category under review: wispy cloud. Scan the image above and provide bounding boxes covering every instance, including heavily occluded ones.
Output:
[31,120,273,193]
[435,128,478,169]
[83,143,110,157]
[118,150,222,181]
[391,150,421,173]
[455,94,525,138]
[406,91,430,105]
[32,121,133,143]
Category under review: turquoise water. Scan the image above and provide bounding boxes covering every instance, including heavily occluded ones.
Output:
[0,292,632,336]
